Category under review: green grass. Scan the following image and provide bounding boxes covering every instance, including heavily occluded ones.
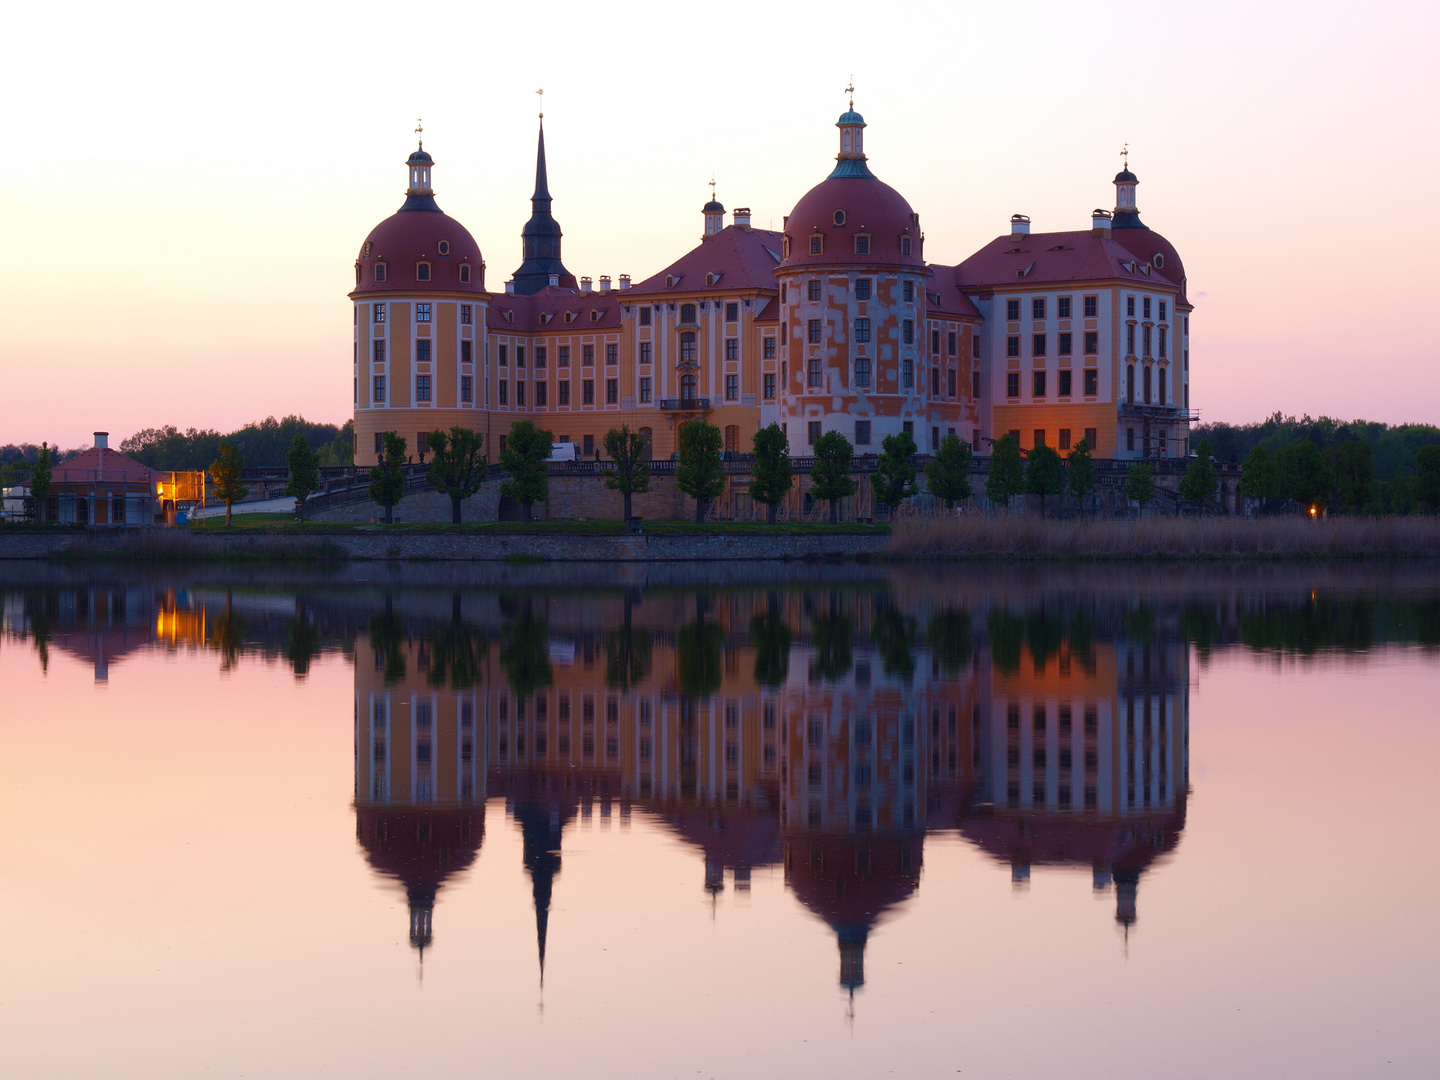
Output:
[189,513,296,528]
[642,520,890,536]
[180,518,891,537]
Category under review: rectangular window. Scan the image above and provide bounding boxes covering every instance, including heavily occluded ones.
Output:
[498,344,508,366]
[1159,327,1168,358]
[763,336,776,358]
[902,357,914,388]
[606,343,618,366]
[808,318,822,343]
[726,374,738,400]
[639,341,652,365]
[808,421,821,445]
[931,329,941,354]
[725,302,738,322]
[1127,296,1136,318]
[1084,427,1097,448]
[639,377,651,403]
[374,432,384,454]
[416,339,431,362]
[1143,325,1152,357]
[535,381,547,406]
[1033,429,1045,447]
[854,317,871,342]
[808,279,821,301]
[855,278,871,300]
[416,303,431,323]
[1084,331,1098,355]
[903,420,914,437]
[763,372,776,399]
[583,344,595,366]
[584,434,594,456]
[516,346,525,367]
[808,357,823,387]
[498,380,507,405]
[1084,295,1098,318]
[514,380,524,406]
[931,426,940,451]
[559,381,571,405]
[903,280,915,303]
[1032,371,1046,397]
[639,306,651,326]
[374,303,386,323]
[973,334,982,358]
[606,378,618,404]
[1143,296,1152,319]
[461,340,472,365]
[1159,301,1168,321]
[1127,427,1135,451]
[973,371,981,397]
[1032,333,1046,356]
[583,379,594,404]
[1084,369,1098,396]
[1058,296,1072,319]
[373,340,386,364]
[461,375,472,403]
[947,331,956,356]
[931,367,940,396]
[1058,332,1072,355]
[1006,335,1020,357]
[854,356,871,388]
[948,369,956,396]
[1032,297,1046,320]
[535,346,546,367]
[1059,428,1071,450]
[461,304,472,325]
[1007,372,1020,397]
[373,375,386,402]
[781,323,787,346]
[416,375,432,401]
[855,420,871,445]
[903,319,914,344]
[726,338,739,360]
[558,345,570,366]
[855,235,870,254]
[1126,324,1136,355]
[809,235,823,255]
[1006,298,1021,321]
[1058,370,1072,397]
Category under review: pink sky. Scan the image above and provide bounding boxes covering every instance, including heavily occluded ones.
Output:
[3,0,1437,449]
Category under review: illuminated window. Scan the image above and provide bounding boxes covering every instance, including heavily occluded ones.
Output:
[374,303,386,323]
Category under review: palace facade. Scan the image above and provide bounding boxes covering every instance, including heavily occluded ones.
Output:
[351,107,1194,466]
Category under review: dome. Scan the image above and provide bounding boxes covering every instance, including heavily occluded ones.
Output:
[1114,167,1137,183]
[1114,228,1188,304]
[703,198,725,213]
[780,174,923,269]
[407,147,434,164]
[838,109,865,125]
[353,208,486,294]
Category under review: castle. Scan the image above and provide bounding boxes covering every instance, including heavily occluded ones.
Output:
[351,103,1193,472]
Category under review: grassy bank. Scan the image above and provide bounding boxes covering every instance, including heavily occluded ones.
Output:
[185,519,887,536]
[886,514,1440,560]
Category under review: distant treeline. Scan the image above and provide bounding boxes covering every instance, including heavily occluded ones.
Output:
[1195,414,1440,479]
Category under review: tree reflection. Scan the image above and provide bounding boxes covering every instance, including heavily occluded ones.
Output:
[749,605,792,689]
[368,600,408,686]
[927,608,971,676]
[809,602,853,683]
[605,595,652,691]
[210,590,245,672]
[676,603,723,699]
[986,610,1026,675]
[285,611,321,679]
[872,604,917,682]
[426,595,488,690]
[501,612,553,697]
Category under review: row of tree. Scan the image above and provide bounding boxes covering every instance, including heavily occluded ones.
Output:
[1236,439,1440,514]
[122,416,353,470]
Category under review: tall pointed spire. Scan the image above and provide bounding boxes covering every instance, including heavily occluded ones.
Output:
[511,106,574,294]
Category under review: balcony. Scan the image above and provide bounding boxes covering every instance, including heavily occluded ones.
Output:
[658,397,711,412]
[1118,402,1199,423]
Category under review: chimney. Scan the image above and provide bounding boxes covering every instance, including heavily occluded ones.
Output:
[1091,208,1113,236]
[1009,213,1030,239]
[733,207,752,229]
[581,276,593,292]
[505,280,516,294]
[599,275,612,292]
[94,431,109,450]
[619,274,631,290]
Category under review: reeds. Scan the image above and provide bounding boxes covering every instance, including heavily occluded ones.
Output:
[886,514,1440,560]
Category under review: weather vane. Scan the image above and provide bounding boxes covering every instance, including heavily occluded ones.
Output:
[415,118,423,148]
[537,87,544,119]
[845,77,854,109]
[1121,141,1129,169]
[709,173,716,201]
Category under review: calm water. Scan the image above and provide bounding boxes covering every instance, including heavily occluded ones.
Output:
[3,562,1438,1079]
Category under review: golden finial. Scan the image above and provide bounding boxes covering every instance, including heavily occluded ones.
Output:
[709,173,716,201]
[415,118,423,148]
[1121,141,1129,170]
[845,78,855,110]
[536,88,544,120]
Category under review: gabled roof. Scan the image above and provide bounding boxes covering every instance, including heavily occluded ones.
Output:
[51,447,153,485]
[486,286,624,333]
[954,230,1182,293]
[923,269,983,319]
[628,224,784,296]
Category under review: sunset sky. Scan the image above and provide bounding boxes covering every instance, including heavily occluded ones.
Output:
[3,0,1436,449]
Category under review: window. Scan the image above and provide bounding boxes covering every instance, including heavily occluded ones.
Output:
[1159,301,1167,321]
[1033,333,1047,356]
[559,381,571,405]
[1032,371,1046,397]
[459,265,471,283]
[373,340,386,364]
[1127,324,1136,355]
[535,381,547,406]
[808,421,821,445]
[931,426,940,451]
[833,210,846,226]
[902,357,914,388]
[1143,296,1152,319]
[1006,299,1021,321]
[808,279,821,301]
[375,263,387,282]
[583,379,594,405]
[374,432,384,455]
[679,303,697,324]
[903,280,914,303]
[854,356,871,388]
[1127,427,1136,451]
[416,339,431,362]
[1127,363,1136,400]
[438,241,449,255]
[808,357,823,387]
[1058,296,1072,318]
[1058,370,1072,396]
[854,317,871,342]
[515,380,524,406]
[639,306,651,326]
[1007,335,1020,357]
[606,343,618,365]
[417,263,431,281]
[680,373,697,399]
[461,375,472,403]
[639,341,652,364]
[1085,331,1098,355]
[498,344,508,366]
[763,337,776,359]
[1084,369,1098,396]
[1007,372,1020,397]
[1159,327,1168,358]
[516,346,525,367]
[1058,332,1072,355]
[1032,298,1046,320]
[1059,428,1071,450]
[1158,367,1166,404]
[584,435,595,456]
[973,371,981,397]
[948,369,956,396]
[903,319,914,344]
[763,372,775,399]
[583,344,595,365]
[680,332,696,362]
[1127,296,1136,318]
[1143,365,1152,403]
[725,425,740,454]
[1033,429,1045,447]
[460,304,472,325]
[1084,427,1097,448]
[726,374,738,400]
[855,278,871,300]
[415,302,431,323]
[807,318,821,343]
[972,430,981,451]
[558,346,570,366]
[1084,295,1098,318]
[374,303,386,323]
[606,378,618,404]
[973,334,982,357]
[781,323,787,345]
[947,331,956,356]
[726,338,739,360]
[639,377,651,403]
[931,329,941,354]
[535,346,546,368]
[900,237,912,256]
[1143,325,1152,357]
[809,235,823,255]
[903,421,913,437]
[461,340,472,365]
[498,380,507,405]
[855,420,871,445]
[855,235,870,254]
[373,375,386,402]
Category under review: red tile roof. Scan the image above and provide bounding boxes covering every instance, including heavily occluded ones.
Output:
[51,447,153,485]
[954,230,1182,293]
[628,225,784,295]
[486,286,624,332]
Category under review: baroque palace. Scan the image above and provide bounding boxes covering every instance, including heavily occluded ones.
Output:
[351,102,1194,468]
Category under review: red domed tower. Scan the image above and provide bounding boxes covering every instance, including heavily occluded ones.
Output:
[351,136,489,466]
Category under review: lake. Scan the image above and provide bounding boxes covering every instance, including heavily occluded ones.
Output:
[2,561,1437,1079]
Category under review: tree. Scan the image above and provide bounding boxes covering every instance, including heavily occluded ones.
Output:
[1277,440,1334,512]
[209,441,248,527]
[284,433,320,526]
[603,424,650,523]
[748,423,793,524]
[368,431,407,524]
[426,426,488,524]
[1124,462,1156,515]
[1239,444,1279,508]
[871,430,919,516]
[499,420,553,522]
[28,442,51,522]
[676,420,724,523]
[924,433,972,509]
[985,433,1024,508]
[809,431,855,523]
[1414,445,1440,513]
[1067,439,1096,512]
[1328,440,1374,514]
[1024,444,1065,515]
[1178,439,1219,514]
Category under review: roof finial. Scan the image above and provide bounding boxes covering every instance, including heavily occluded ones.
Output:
[845,77,855,110]
[1121,141,1129,170]
[536,87,544,120]
[415,117,423,149]
[709,173,716,201]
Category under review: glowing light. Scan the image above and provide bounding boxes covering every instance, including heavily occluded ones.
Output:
[1309,505,1318,517]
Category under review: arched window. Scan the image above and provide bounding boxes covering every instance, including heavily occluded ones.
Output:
[782,237,791,259]
[679,331,697,363]
[639,427,653,459]
[809,235,823,255]
[680,373,697,401]
[375,263,387,282]
[1143,365,1152,404]
[900,237,912,256]
[417,262,431,281]
[725,425,740,454]
[354,263,361,286]
[1158,367,1167,404]
[1126,363,1135,402]
[679,303,697,324]
[459,264,471,283]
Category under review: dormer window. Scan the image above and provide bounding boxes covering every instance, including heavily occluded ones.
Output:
[854,235,871,255]
[679,303,697,324]
[438,240,450,256]
[782,237,791,259]
[590,309,601,322]
[833,210,846,226]
[375,263,387,282]
[706,272,720,286]
[809,235,823,255]
[564,311,576,324]
[354,264,361,286]
[416,262,431,281]
[540,312,552,325]
[503,310,514,323]
[666,275,679,288]
[900,237,912,256]
[459,264,471,283]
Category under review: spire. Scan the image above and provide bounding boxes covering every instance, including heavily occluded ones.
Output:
[511,109,574,294]
[703,176,725,238]
[400,125,440,213]
[829,88,875,180]
[1112,145,1146,230]
[516,800,563,980]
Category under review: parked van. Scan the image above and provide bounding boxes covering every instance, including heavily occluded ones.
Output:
[546,441,579,463]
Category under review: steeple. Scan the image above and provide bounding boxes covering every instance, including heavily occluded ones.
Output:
[828,83,875,180]
[1112,145,1146,230]
[703,177,725,238]
[511,111,575,294]
[837,925,868,993]
[516,800,563,979]
[400,120,441,212]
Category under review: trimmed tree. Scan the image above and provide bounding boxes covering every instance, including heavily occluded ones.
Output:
[1024,444,1065,516]
[603,424,650,524]
[1067,439,1096,513]
[924,433,973,509]
[676,419,724,523]
[1124,462,1156,516]
[985,433,1024,508]
[209,441,248,527]
[426,426,488,524]
[28,442,52,522]
[809,430,855,523]
[1277,440,1334,512]
[1178,438,1219,515]
[1416,445,1440,513]
[368,431,407,524]
[871,430,920,516]
[499,420,554,522]
[748,423,793,524]
[284,433,320,526]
